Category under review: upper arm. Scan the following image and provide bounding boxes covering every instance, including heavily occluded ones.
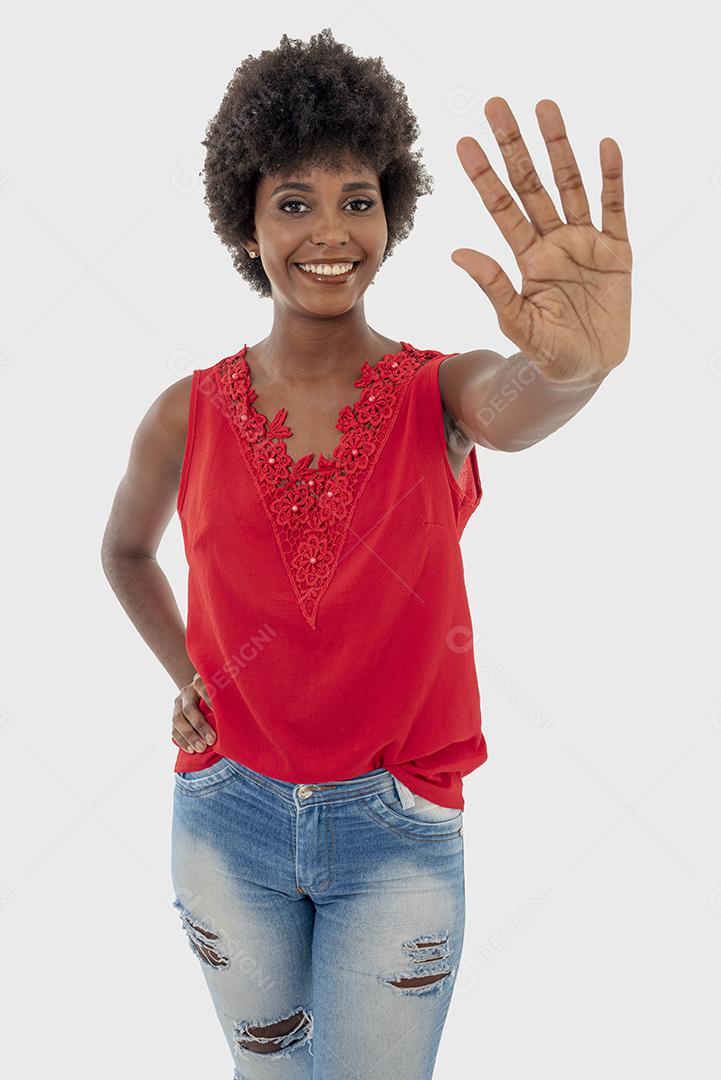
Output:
[101,374,194,560]
[438,349,507,451]
[441,398,476,479]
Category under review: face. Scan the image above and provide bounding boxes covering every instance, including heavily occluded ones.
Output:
[245,160,388,310]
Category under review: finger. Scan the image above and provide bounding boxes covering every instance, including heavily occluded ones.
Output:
[456,136,537,260]
[172,726,199,753]
[173,710,208,752]
[450,248,526,338]
[534,99,593,227]
[174,699,216,751]
[483,96,564,235]
[183,683,216,743]
[192,672,212,709]
[599,137,629,242]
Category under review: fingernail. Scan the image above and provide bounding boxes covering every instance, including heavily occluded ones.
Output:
[205,733,215,744]
[194,740,205,751]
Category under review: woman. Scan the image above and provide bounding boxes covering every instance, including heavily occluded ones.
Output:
[101,27,631,1079]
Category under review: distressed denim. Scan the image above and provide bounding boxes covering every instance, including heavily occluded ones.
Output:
[170,757,465,1079]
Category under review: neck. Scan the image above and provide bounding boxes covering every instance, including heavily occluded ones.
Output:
[249,309,396,387]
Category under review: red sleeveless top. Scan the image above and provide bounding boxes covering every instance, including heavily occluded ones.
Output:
[174,340,487,808]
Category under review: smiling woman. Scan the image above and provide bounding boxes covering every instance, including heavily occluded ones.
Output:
[199,27,433,299]
[101,25,483,1080]
[248,158,389,308]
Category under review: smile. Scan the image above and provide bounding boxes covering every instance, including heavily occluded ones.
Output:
[294,261,360,281]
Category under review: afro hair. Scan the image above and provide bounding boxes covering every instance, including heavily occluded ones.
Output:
[200,27,434,298]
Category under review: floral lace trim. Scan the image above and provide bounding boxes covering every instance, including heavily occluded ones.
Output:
[214,341,438,628]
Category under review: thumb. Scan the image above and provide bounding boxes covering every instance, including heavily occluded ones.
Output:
[451,248,521,325]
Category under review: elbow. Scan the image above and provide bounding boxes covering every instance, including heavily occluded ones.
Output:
[100,539,121,582]
[100,534,153,578]
[100,523,121,577]
[101,543,156,568]
[462,424,538,454]
[100,531,113,576]
[493,436,541,452]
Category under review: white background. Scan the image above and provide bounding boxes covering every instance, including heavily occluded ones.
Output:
[2,1,719,1076]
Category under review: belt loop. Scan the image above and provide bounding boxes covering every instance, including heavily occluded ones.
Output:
[392,774,416,809]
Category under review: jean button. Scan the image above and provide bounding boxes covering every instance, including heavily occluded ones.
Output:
[298,785,314,799]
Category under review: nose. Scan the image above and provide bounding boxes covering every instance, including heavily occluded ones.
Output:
[309,208,351,249]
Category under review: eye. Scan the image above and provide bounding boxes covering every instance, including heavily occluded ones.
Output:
[345,198,375,212]
[279,199,310,214]
[278,197,376,214]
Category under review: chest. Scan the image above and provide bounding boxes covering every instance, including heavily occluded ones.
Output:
[193,343,478,629]
[250,382,470,481]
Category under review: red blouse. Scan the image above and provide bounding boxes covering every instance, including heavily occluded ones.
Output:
[174,341,488,809]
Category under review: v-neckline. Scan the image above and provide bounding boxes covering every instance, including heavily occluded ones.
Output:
[215,339,430,628]
[237,341,412,472]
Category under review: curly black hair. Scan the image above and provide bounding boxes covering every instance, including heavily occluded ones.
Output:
[200,28,434,299]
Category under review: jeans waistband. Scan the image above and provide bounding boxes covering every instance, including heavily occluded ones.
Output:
[226,759,417,808]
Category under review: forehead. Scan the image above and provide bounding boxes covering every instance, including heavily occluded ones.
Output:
[258,159,380,198]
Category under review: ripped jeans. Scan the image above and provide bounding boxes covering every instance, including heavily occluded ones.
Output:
[170,757,465,1079]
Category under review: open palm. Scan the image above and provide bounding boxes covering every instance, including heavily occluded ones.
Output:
[452,97,632,384]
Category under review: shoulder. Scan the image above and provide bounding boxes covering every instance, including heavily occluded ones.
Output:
[129,373,196,483]
[151,372,195,440]
[151,354,226,438]
[413,346,475,452]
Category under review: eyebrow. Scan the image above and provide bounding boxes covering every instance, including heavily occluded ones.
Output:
[269,181,380,197]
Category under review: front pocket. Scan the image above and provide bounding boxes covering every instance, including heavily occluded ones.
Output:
[174,756,239,796]
[360,789,463,841]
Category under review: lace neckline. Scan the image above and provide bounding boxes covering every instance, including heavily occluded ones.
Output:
[235,341,414,473]
[214,339,432,628]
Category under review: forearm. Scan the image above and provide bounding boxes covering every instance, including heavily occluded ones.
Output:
[462,350,607,452]
[101,551,196,691]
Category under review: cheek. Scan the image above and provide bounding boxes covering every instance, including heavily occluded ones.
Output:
[364,215,388,256]
[253,215,294,257]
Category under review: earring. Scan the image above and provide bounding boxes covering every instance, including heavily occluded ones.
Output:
[249,250,258,259]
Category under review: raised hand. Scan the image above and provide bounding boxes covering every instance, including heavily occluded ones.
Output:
[451,98,632,385]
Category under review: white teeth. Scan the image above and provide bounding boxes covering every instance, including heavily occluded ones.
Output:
[297,262,355,276]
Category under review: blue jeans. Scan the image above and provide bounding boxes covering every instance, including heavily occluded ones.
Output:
[170,757,466,1078]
